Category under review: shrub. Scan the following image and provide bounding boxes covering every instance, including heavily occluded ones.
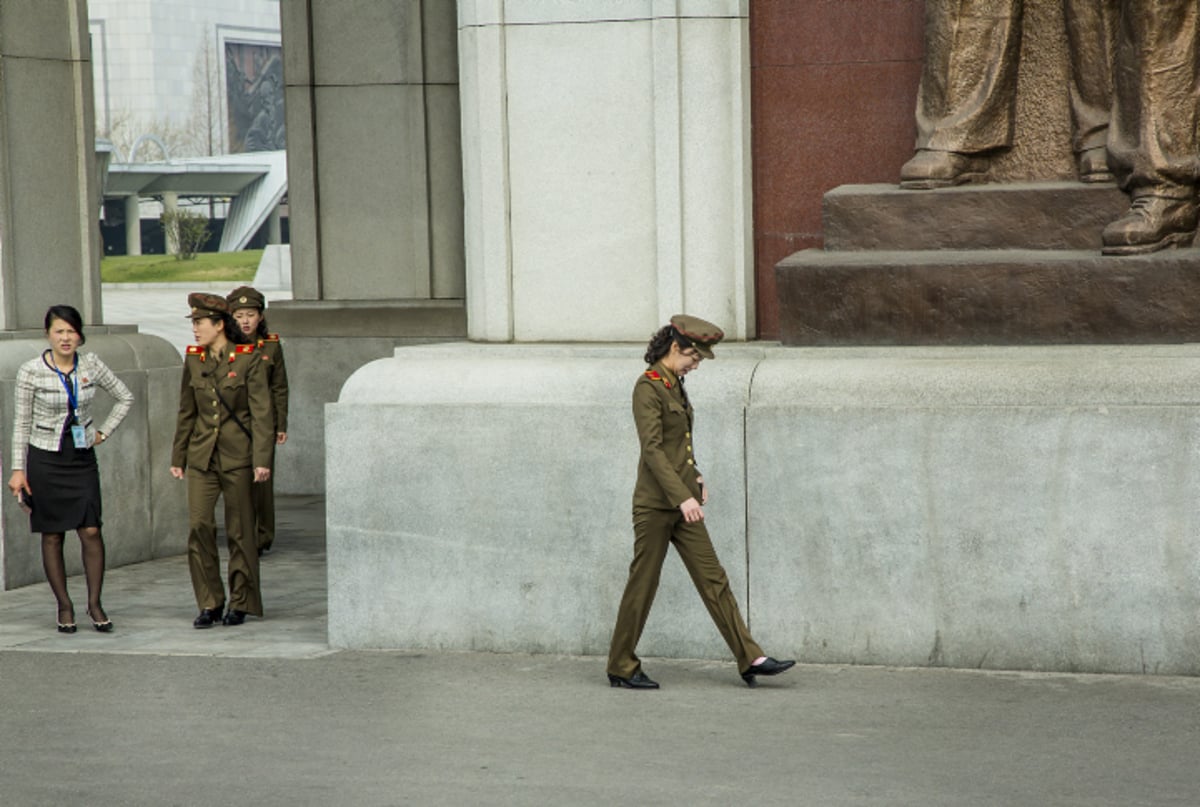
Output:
[160,209,212,260]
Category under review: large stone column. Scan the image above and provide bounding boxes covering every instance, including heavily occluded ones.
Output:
[273,0,466,494]
[459,1,755,341]
[0,0,185,589]
[0,0,102,326]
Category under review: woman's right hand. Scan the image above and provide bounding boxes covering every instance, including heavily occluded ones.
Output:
[169,466,185,480]
[679,497,704,523]
[7,470,29,497]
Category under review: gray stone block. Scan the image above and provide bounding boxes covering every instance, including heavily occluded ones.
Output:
[326,347,762,659]
[745,347,1200,675]
[324,344,1200,675]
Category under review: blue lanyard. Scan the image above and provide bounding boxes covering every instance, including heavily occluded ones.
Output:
[44,351,79,420]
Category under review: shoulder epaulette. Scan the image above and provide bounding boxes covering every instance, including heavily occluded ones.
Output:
[265,333,280,342]
[234,343,256,355]
[644,369,671,389]
[186,345,206,359]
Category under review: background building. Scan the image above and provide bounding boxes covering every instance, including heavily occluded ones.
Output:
[89,0,285,255]
[89,0,282,160]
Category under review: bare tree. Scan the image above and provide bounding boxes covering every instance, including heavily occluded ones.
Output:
[187,26,225,157]
[95,26,225,161]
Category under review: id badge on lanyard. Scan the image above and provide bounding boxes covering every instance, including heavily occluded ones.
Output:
[50,355,87,449]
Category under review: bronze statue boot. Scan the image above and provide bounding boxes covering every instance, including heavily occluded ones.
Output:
[899,149,988,190]
[1076,146,1114,183]
[1101,194,1199,256]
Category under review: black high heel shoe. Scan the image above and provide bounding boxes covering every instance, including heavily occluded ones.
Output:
[56,607,76,634]
[87,607,113,633]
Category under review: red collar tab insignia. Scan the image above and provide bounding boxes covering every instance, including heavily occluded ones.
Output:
[644,369,671,389]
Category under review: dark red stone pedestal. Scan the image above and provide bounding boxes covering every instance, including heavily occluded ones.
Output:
[776,182,1200,345]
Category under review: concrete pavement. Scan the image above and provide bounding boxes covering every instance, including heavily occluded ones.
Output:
[0,497,1198,806]
[100,282,292,356]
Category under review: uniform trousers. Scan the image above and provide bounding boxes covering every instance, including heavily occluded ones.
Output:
[607,506,763,678]
[186,458,263,616]
[252,462,276,551]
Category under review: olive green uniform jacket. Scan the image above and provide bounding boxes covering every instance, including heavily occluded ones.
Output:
[256,334,288,433]
[632,362,701,510]
[171,342,274,471]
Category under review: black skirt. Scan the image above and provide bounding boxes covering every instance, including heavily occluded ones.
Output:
[25,435,102,533]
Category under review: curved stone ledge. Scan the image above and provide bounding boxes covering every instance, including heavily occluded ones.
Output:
[327,343,1200,675]
[0,332,186,589]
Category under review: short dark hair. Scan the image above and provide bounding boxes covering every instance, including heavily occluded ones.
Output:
[44,305,86,345]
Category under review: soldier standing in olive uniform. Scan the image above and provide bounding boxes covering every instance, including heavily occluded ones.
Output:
[607,315,795,689]
[227,285,288,556]
[170,293,274,628]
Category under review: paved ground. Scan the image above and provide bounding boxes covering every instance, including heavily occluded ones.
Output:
[1,498,1198,806]
[101,282,292,355]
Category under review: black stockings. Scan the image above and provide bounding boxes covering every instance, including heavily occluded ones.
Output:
[41,528,107,623]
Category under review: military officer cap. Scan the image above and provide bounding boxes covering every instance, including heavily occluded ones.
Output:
[185,292,229,319]
[227,285,266,312]
[670,314,724,359]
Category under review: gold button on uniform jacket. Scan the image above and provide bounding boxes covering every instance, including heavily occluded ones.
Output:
[171,343,274,471]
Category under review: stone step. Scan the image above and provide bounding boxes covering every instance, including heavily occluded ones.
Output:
[823,182,1131,251]
[776,247,1200,346]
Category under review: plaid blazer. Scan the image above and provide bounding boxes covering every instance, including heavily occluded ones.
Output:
[10,350,134,470]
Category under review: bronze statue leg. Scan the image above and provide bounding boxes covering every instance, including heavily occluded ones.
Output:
[1107,0,1200,195]
[1102,0,1200,254]
[1064,0,1118,180]
[902,0,1023,188]
[914,0,1024,154]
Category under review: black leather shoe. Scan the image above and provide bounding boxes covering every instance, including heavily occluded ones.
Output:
[608,670,660,689]
[193,607,223,629]
[221,609,247,626]
[741,657,796,688]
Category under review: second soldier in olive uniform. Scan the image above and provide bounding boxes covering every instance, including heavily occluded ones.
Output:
[170,293,275,628]
[227,285,288,555]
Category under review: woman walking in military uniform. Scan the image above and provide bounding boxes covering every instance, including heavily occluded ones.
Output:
[227,285,288,556]
[607,315,795,689]
[170,293,274,628]
[8,305,133,633]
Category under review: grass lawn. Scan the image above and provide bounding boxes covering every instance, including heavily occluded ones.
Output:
[101,250,263,283]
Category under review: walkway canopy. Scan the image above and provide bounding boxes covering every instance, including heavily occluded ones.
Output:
[100,149,288,252]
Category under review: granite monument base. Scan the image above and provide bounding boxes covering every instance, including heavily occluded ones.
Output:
[325,343,1200,676]
[265,299,466,494]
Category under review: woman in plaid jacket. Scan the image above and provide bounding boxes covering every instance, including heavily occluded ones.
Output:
[7,305,133,633]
